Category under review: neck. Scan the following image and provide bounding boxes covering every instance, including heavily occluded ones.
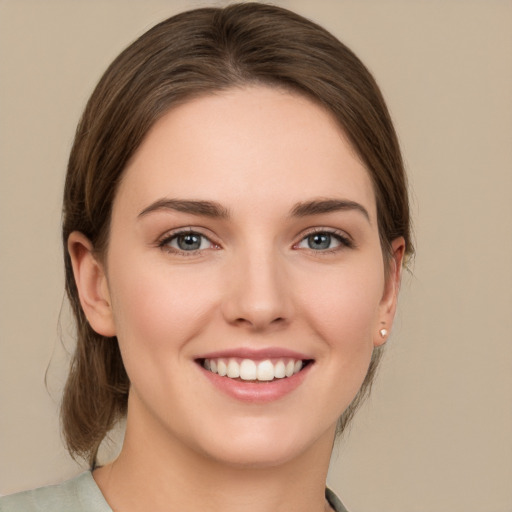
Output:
[94,397,336,512]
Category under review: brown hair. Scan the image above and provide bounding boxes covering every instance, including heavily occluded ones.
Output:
[61,2,412,466]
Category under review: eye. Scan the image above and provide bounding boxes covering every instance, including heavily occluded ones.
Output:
[296,230,352,251]
[160,230,216,253]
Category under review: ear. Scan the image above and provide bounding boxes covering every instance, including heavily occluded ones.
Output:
[67,231,116,337]
[374,237,406,347]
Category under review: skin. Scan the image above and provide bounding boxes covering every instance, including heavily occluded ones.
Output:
[69,86,404,512]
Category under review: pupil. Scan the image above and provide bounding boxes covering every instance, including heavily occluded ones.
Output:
[309,233,330,250]
[178,234,201,250]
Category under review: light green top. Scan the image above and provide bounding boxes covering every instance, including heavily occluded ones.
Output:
[0,472,349,512]
[0,473,110,512]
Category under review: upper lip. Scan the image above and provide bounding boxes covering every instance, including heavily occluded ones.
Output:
[195,347,313,361]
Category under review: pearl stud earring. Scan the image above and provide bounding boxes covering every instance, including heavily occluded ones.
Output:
[379,328,388,338]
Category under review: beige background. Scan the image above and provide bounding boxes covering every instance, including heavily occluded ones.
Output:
[1,1,511,510]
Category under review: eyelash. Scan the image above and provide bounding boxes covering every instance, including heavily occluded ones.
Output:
[294,228,354,253]
[158,229,218,256]
[157,227,354,256]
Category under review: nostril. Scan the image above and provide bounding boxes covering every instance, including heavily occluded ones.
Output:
[233,315,287,329]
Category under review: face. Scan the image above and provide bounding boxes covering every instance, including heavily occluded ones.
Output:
[73,86,403,469]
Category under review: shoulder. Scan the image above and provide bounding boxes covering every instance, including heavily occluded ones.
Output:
[326,486,350,512]
[0,472,112,512]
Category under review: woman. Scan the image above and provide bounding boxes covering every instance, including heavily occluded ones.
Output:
[0,3,411,511]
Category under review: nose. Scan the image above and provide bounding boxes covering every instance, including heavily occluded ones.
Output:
[221,247,292,331]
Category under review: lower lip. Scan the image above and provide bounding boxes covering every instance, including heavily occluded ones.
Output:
[199,363,312,403]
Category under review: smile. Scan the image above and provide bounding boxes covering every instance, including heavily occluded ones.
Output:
[196,349,314,402]
[202,358,308,382]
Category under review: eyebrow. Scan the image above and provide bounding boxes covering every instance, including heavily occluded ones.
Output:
[138,199,230,219]
[138,197,370,223]
[290,198,371,222]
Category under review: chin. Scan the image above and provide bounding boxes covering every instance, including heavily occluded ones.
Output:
[189,418,335,470]
[199,440,306,470]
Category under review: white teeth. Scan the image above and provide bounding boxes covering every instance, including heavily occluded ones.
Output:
[274,360,286,378]
[203,357,306,381]
[240,359,257,381]
[257,360,274,381]
[217,360,227,376]
[227,359,240,378]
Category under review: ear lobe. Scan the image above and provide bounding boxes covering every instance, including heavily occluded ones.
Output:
[374,237,406,347]
[67,231,116,337]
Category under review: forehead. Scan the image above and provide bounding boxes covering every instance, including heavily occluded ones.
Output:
[116,86,376,219]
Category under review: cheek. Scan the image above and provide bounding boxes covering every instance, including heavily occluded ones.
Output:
[298,262,384,341]
[295,261,385,399]
[108,260,220,361]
